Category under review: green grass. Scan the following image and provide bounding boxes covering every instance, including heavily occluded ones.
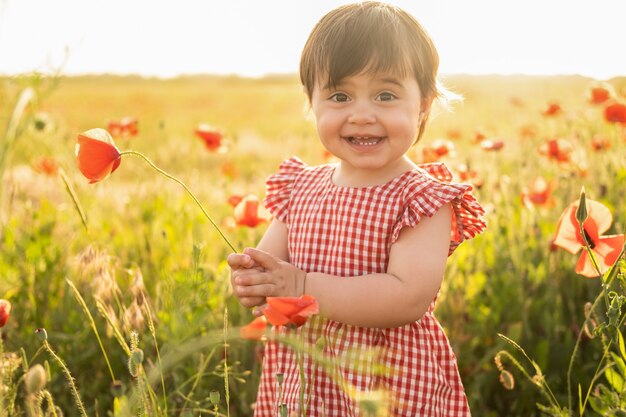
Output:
[1,72,625,416]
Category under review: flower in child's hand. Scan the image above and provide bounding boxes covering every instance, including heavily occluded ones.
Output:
[75,128,121,183]
[553,198,624,277]
[0,299,11,328]
[240,316,268,340]
[234,194,272,227]
[262,295,319,328]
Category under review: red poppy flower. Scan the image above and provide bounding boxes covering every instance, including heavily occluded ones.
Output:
[604,103,626,124]
[446,128,462,140]
[539,138,573,163]
[588,85,612,104]
[227,194,244,207]
[240,316,268,340]
[422,139,455,162]
[32,156,59,176]
[553,199,624,277]
[480,139,504,151]
[234,194,271,227]
[521,177,554,207]
[107,117,138,137]
[0,299,11,328]
[455,164,483,188]
[75,128,122,184]
[221,161,238,179]
[262,295,319,328]
[195,124,223,151]
[591,134,611,151]
[473,130,487,143]
[542,102,562,117]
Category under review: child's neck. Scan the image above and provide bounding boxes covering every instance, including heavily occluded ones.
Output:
[332,156,417,188]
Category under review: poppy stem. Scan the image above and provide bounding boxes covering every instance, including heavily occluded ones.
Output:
[120,151,238,253]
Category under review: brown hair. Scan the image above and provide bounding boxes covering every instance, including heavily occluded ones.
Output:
[299,1,440,142]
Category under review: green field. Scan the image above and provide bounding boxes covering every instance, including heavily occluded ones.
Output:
[1,73,625,416]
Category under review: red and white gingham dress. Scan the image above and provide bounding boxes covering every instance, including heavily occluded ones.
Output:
[256,157,486,417]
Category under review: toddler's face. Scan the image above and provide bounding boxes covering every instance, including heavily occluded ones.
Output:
[310,71,427,175]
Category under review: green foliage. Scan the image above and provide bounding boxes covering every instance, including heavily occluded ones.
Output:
[1,73,625,416]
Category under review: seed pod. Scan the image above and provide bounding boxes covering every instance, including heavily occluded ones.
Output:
[25,364,47,393]
[499,370,515,390]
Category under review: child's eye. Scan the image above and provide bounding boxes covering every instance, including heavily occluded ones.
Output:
[330,92,350,102]
[376,92,396,102]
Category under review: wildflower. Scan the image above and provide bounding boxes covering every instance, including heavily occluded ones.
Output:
[521,177,554,207]
[421,139,455,163]
[591,134,611,151]
[455,164,483,188]
[480,139,505,151]
[32,156,59,176]
[234,194,272,227]
[445,128,462,140]
[472,130,487,143]
[542,102,562,116]
[604,103,626,124]
[0,299,11,327]
[262,295,319,328]
[107,117,139,137]
[75,128,121,184]
[241,316,267,340]
[538,138,573,163]
[553,198,624,277]
[227,194,244,207]
[221,161,239,179]
[195,123,223,151]
[588,83,613,104]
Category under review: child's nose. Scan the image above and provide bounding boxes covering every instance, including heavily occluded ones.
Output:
[347,102,376,125]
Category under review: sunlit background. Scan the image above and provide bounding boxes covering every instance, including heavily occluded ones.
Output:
[1,0,625,79]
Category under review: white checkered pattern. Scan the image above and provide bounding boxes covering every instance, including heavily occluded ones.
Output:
[255,157,486,417]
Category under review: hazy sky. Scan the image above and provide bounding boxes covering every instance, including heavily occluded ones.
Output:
[1,0,625,79]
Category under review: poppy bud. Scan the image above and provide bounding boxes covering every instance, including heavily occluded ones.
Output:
[25,364,47,393]
[111,380,124,398]
[128,348,144,377]
[35,328,48,342]
[575,188,588,225]
[499,370,515,390]
[209,390,220,406]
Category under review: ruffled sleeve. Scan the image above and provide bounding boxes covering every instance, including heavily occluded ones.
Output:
[263,156,307,223]
[391,162,486,256]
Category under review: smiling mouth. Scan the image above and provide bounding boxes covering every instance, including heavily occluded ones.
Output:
[343,136,385,146]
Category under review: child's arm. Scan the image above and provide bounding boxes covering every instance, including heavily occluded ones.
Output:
[233,204,452,328]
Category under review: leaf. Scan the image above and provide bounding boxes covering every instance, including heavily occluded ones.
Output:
[619,331,626,362]
[605,367,624,392]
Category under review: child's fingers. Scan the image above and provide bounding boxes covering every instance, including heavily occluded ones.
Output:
[252,304,267,317]
[239,296,266,309]
[227,252,255,269]
[236,283,275,299]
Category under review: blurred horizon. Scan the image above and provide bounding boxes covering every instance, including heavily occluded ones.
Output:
[1,0,626,81]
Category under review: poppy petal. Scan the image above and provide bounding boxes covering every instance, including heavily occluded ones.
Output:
[240,316,267,340]
[75,129,121,184]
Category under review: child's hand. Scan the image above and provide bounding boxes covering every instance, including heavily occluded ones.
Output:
[227,252,265,308]
[233,247,306,300]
